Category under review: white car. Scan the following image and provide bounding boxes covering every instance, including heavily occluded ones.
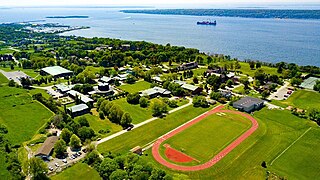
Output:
[48,166,54,171]
[62,159,67,163]
[55,163,59,167]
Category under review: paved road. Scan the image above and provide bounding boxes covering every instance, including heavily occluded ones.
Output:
[96,97,193,146]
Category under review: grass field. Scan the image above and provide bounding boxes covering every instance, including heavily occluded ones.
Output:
[51,163,101,180]
[79,113,122,138]
[162,113,251,163]
[0,86,53,144]
[269,128,320,179]
[119,81,151,93]
[0,72,8,84]
[140,108,318,179]
[113,98,154,124]
[272,90,320,110]
[97,105,212,155]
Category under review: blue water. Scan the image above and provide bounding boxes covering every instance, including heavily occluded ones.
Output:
[0,7,320,66]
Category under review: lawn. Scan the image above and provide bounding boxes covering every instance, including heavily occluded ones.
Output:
[113,98,153,124]
[272,90,320,110]
[141,108,318,179]
[119,81,152,93]
[162,113,251,163]
[192,68,207,76]
[51,163,101,180]
[97,105,212,155]
[0,86,53,145]
[270,128,320,179]
[79,113,122,138]
[0,72,8,84]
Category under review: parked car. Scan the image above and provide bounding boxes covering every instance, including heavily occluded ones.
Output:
[97,138,101,141]
[54,163,59,167]
[62,159,67,163]
[49,166,54,171]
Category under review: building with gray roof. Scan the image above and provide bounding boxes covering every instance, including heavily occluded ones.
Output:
[67,90,94,105]
[140,87,171,98]
[40,66,73,78]
[233,96,264,113]
[181,83,203,95]
[35,136,59,159]
[67,104,90,117]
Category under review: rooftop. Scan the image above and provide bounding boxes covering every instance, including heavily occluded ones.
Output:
[67,90,93,103]
[68,104,89,113]
[35,136,59,156]
[181,84,199,91]
[233,96,264,108]
[140,87,171,96]
[41,66,73,76]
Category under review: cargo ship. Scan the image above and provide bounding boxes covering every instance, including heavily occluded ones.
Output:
[197,20,216,25]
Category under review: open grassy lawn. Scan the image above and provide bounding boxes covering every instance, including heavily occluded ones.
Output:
[0,72,8,84]
[113,98,153,124]
[192,67,207,76]
[0,86,53,145]
[272,90,320,110]
[141,108,318,179]
[270,128,320,179]
[27,88,51,99]
[97,105,212,155]
[119,81,151,93]
[51,163,101,180]
[79,113,122,138]
[162,113,251,163]
[0,48,14,54]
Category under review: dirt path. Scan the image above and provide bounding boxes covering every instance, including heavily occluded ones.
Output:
[152,105,259,171]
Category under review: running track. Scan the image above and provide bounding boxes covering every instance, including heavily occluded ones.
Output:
[152,105,259,171]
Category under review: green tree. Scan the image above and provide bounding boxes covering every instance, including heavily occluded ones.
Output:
[151,99,168,116]
[226,79,234,87]
[70,134,81,150]
[193,96,208,108]
[8,79,15,87]
[77,116,89,127]
[27,157,48,180]
[108,105,124,124]
[109,169,128,180]
[77,127,95,142]
[54,139,67,157]
[139,96,148,108]
[60,128,72,144]
[261,90,269,99]
[120,112,133,127]
[127,93,141,104]
[98,158,119,179]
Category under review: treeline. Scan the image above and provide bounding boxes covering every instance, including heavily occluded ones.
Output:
[121,9,320,20]
[83,151,177,180]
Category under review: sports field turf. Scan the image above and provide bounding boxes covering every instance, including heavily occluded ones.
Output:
[273,90,320,110]
[113,98,153,124]
[162,113,251,163]
[97,105,211,154]
[51,163,101,180]
[141,108,318,179]
[0,86,53,144]
[270,128,320,179]
[119,81,151,93]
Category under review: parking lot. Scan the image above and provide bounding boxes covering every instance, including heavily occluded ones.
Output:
[268,82,294,100]
[0,70,29,85]
[47,148,86,174]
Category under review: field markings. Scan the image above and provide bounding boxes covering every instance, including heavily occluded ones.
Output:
[270,127,312,166]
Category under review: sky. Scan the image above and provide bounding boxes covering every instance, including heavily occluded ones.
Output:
[1,0,320,7]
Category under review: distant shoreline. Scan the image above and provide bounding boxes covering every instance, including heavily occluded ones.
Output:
[121,9,320,20]
[46,15,89,19]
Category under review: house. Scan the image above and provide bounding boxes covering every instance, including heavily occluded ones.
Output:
[114,74,129,81]
[177,62,198,71]
[67,104,90,117]
[121,44,131,51]
[233,96,264,113]
[35,136,59,159]
[54,83,76,94]
[100,76,114,84]
[152,76,164,84]
[67,90,94,106]
[181,84,203,95]
[220,90,233,99]
[40,66,73,78]
[173,80,186,86]
[140,87,171,98]
[89,83,115,96]
[130,146,143,155]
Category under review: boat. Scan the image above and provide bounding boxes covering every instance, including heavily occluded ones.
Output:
[197,20,217,25]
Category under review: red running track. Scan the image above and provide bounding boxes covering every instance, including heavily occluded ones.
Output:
[152,105,259,171]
